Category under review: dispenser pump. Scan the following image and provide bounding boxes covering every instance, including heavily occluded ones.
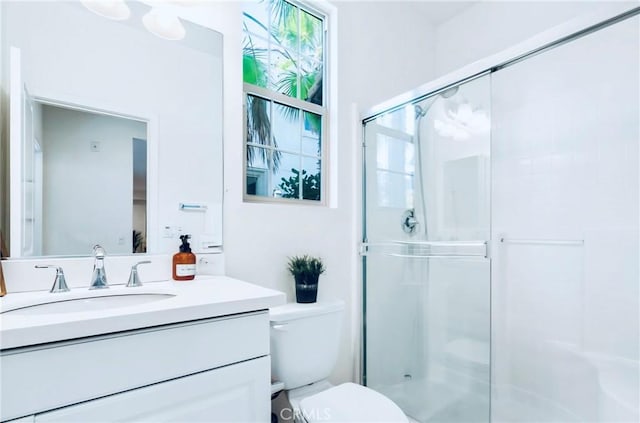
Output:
[179,234,192,253]
[173,234,196,281]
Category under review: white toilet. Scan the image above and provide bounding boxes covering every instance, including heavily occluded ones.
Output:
[270,300,408,423]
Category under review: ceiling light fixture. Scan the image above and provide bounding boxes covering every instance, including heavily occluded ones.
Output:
[142,7,186,41]
[81,0,131,21]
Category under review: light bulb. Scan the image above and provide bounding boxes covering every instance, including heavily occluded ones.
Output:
[81,0,131,21]
[143,7,186,41]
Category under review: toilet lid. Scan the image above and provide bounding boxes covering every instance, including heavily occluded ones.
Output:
[299,383,408,423]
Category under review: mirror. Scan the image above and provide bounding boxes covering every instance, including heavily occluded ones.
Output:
[23,102,148,256]
[3,1,223,258]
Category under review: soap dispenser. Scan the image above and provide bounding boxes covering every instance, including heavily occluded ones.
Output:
[172,234,196,281]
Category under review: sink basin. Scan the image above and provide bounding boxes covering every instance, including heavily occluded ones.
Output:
[2,293,175,315]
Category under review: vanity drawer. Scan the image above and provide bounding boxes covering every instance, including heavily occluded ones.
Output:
[0,311,269,422]
[34,357,270,423]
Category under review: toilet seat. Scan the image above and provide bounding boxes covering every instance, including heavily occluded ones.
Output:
[298,382,408,422]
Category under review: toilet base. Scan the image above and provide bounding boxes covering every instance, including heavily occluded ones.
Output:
[272,381,333,423]
[275,381,408,423]
[286,380,334,422]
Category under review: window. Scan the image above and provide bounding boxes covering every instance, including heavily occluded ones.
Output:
[374,106,416,209]
[243,0,326,203]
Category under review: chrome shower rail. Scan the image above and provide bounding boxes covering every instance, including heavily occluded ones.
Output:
[500,238,584,246]
[360,241,488,258]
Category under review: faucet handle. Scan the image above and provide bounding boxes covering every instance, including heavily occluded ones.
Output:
[126,261,151,288]
[35,265,70,293]
[93,244,106,259]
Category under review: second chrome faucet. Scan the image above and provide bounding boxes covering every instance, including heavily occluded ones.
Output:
[89,244,108,289]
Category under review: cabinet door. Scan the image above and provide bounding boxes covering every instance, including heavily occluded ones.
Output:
[34,356,270,422]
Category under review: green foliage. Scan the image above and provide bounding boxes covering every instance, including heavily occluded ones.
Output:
[132,230,145,253]
[246,95,281,171]
[278,168,321,201]
[243,0,323,110]
[287,255,325,282]
[244,0,323,188]
[243,50,267,87]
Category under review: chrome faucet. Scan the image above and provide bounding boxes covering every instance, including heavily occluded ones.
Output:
[126,260,151,288]
[35,265,70,293]
[89,244,108,289]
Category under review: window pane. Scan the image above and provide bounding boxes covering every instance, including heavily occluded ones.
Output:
[375,104,414,134]
[300,10,322,58]
[376,170,413,208]
[302,111,321,156]
[269,1,298,99]
[300,9,323,105]
[302,156,322,201]
[242,2,269,37]
[246,146,270,197]
[300,59,322,105]
[377,135,414,174]
[271,0,298,52]
[246,95,273,149]
[272,102,300,153]
[273,152,301,199]
[242,26,269,87]
[270,47,299,96]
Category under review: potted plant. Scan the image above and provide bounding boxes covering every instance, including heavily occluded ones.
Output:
[287,255,325,303]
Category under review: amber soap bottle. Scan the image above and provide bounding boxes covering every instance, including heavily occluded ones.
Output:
[172,234,196,281]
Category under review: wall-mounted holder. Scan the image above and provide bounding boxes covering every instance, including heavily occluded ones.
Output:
[175,202,222,253]
[178,202,208,212]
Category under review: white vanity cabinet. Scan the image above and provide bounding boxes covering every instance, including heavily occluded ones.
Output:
[1,310,272,422]
[33,357,270,422]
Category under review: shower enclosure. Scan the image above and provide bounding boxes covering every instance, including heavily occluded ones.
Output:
[362,8,639,423]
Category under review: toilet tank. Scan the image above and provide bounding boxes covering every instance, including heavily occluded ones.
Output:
[270,300,344,390]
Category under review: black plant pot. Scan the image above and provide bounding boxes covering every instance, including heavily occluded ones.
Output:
[294,274,319,303]
[295,283,318,303]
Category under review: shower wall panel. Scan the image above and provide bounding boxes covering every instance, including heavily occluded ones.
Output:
[491,14,639,422]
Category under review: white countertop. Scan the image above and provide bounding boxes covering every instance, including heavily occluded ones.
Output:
[0,276,286,350]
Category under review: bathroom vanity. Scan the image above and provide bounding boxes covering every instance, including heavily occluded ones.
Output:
[0,277,285,422]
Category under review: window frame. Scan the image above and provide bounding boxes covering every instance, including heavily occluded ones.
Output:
[242,0,329,206]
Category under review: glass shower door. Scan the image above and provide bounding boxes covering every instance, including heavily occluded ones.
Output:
[490,13,639,422]
[362,75,491,422]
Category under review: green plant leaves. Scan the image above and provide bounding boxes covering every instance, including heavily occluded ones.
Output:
[278,168,321,200]
[287,254,325,281]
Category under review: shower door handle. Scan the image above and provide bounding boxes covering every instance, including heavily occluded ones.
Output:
[360,241,488,258]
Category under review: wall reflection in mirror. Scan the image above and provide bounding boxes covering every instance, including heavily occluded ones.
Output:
[22,102,148,256]
[3,0,224,258]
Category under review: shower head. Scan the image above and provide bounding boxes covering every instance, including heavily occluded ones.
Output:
[440,86,459,98]
[414,85,460,119]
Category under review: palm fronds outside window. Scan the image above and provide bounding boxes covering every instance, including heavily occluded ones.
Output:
[243,0,325,202]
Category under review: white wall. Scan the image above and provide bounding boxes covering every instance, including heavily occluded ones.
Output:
[41,106,145,255]
[222,0,438,384]
[434,1,635,77]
